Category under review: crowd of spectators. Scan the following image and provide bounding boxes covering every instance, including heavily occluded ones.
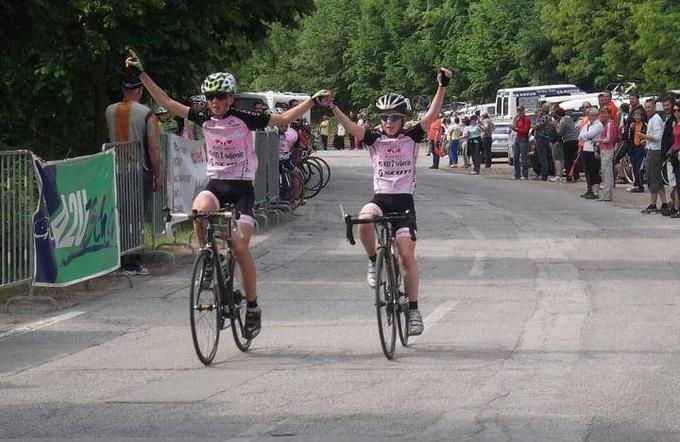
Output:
[415,91,680,217]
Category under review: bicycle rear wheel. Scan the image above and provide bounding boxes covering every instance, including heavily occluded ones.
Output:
[375,247,397,359]
[300,160,323,199]
[621,155,634,184]
[189,250,221,365]
[308,156,331,188]
[226,253,251,351]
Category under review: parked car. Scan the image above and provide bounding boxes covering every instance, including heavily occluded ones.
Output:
[491,121,512,163]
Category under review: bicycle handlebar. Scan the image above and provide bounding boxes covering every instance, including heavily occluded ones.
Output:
[163,207,234,223]
[343,210,416,245]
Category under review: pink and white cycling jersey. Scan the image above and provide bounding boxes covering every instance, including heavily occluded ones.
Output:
[188,107,270,181]
[363,124,426,194]
[279,127,298,160]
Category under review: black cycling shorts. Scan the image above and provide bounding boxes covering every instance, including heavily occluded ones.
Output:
[366,193,417,237]
[203,179,255,219]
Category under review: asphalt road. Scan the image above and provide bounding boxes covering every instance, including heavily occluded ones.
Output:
[1,150,680,441]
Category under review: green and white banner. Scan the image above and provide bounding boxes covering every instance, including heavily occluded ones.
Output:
[32,150,120,286]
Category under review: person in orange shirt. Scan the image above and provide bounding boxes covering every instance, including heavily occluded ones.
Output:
[427,113,442,169]
[598,92,618,124]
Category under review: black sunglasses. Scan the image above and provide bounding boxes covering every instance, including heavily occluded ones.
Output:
[205,92,232,101]
[673,108,680,113]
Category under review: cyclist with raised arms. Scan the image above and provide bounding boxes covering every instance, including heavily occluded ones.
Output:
[125,50,329,340]
[325,68,453,336]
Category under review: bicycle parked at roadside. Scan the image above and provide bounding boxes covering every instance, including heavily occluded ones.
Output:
[168,207,250,365]
[343,207,414,360]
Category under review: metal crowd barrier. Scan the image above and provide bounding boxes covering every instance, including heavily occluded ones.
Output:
[0,150,36,289]
[1,150,57,311]
[149,135,170,248]
[102,141,145,255]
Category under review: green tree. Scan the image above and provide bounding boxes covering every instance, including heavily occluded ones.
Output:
[0,0,314,158]
[632,0,680,92]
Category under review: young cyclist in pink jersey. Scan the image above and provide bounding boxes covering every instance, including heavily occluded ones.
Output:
[324,68,452,335]
[125,51,329,340]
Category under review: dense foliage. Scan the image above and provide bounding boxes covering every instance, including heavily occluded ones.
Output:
[239,0,680,113]
[3,0,680,157]
[0,0,313,157]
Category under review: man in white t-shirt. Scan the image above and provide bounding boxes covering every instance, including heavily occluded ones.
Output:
[335,122,346,149]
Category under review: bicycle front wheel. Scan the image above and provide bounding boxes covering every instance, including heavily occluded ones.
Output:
[375,247,397,359]
[189,250,221,365]
[394,255,409,347]
[300,160,324,199]
[308,156,331,188]
[226,253,251,352]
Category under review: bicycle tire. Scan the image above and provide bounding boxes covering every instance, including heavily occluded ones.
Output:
[662,160,671,186]
[189,250,221,365]
[621,155,634,184]
[393,254,409,347]
[375,247,397,359]
[308,156,331,188]
[300,161,323,199]
[226,252,251,352]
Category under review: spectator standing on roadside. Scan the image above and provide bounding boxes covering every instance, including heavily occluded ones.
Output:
[335,120,346,150]
[578,107,603,200]
[467,115,483,175]
[510,105,531,180]
[427,113,442,158]
[460,117,471,168]
[348,111,356,150]
[105,74,162,275]
[447,116,461,167]
[668,103,680,217]
[640,98,669,214]
[481,113,495,168]
[627,109,647,193]
[555,106,579,182]
[598,107,617,201]
[599,92,619,124]
[533,104,554,181]
[660,95,677,216]
[319,115,329,150]
[615,102,631,184]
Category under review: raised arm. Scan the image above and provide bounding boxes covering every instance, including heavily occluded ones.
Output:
[125,50,189,119]
[419,68,452,131]
[330,104,365,141]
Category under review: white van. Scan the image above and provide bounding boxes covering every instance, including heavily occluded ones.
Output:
[234,91,312,123]
[495,84,584,120]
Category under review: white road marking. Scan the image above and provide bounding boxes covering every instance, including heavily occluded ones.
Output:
[410,300,458,342]
[0,311,85,343]
[467,226,486,240]
[468,251,487,277]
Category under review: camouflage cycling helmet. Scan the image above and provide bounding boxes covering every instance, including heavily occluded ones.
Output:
[376,93,411,114]
[200,72,237,94]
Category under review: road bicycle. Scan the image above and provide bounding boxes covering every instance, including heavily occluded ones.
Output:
[168,207,250,365]
[342,206,415,359]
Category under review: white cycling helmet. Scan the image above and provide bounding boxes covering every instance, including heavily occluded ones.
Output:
[376,93,412,114]
[201,72,237,94]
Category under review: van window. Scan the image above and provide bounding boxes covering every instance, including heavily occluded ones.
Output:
[502,97,508,116]
[496,97,502,116]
